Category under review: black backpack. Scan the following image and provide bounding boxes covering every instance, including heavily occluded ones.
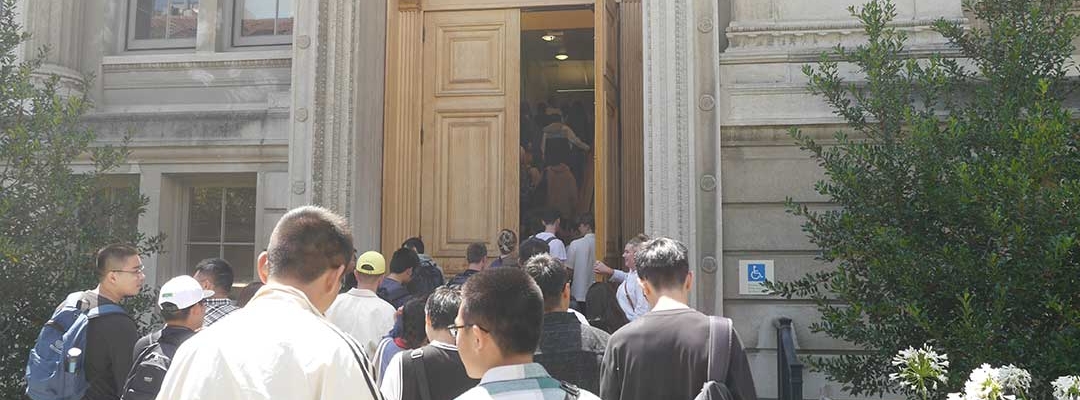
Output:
[121,330,183,400]
[584,281,628,334]
[694,317,736,400]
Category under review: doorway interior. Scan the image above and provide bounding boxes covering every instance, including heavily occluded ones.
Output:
[518,8,596,242]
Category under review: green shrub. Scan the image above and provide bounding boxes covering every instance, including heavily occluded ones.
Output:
[771,0,1080,398]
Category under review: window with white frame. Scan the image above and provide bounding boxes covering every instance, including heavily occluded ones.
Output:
[128,0,200,50]
[184,185,257,282]
[233,0,294,47]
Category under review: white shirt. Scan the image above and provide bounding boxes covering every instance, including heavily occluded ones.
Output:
[155,283,382,400]
[566,233,596,302]
[532,232,567,261]
[380,340,458,400]
[326,288,396,357]
[615,270,650,321]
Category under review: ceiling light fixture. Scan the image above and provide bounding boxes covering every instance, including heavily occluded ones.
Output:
[541,33,556,42]
[554,49,569,61]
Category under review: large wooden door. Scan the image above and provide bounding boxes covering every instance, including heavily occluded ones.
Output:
[420,9,520,272]
[594,0,621,267]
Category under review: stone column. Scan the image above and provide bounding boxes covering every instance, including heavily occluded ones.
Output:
[18,0,88,93]
[288,0,387,251]
[642,0,724,313]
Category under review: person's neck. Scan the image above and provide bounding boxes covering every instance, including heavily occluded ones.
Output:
[94,284,124,304]
[544,227,557,234]
[428,329,454,344]
[267,276,333,313]
[355,283,379,292]
[467,263,483,271]
[212,292,229,300]
[653,292,690,308]
[165,321,199,332]
[488,353,535,372]
[543,306,568,314]
[386,274,405,283]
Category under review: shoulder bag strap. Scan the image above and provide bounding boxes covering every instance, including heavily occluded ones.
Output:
[708,316,733,383]
[325,322,380,399]
[406,349,433,400]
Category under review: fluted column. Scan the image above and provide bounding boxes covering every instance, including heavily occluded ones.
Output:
[19,0,87,92]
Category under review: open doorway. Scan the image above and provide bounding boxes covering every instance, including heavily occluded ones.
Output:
[518,9,596,242]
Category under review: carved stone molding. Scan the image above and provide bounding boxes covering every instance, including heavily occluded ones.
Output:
[101,57,291,73]
[400,0,421,11]
[643,0,724,313]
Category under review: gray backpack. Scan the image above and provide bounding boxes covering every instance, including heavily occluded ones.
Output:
[694,317,735,400]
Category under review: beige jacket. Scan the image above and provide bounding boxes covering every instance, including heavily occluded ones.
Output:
[155,283,382,400]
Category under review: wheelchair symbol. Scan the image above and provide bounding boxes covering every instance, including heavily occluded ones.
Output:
[748,264,766,282]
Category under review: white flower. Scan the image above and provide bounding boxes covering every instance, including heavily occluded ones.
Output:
[996,365,1031,393]
[964,364,1005,400]
[1053,376,1080,400]
[889,344,950,396]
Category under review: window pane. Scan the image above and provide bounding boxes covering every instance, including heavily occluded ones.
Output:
[276,0,294,36]
[133,0,168,40]
[223,245,256,283]
[188,187,223,242]
[223,187,256,243]
[240,0,277,37]
[187,244,221,272]
[167,0,199,39]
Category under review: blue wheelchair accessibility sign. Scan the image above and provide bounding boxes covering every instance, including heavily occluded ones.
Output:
[748,263,766,282]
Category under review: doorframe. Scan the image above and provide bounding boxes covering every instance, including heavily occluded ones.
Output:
[381,0,643,264]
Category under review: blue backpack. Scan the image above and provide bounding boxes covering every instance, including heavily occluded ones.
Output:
[25,291,126,400]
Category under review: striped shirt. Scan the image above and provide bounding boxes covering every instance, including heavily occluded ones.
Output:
[454,363,599,400]
[202,297,239,327]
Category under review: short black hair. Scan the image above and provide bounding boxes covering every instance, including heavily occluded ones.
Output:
[539,208,560,225]
[576,214,595,230]
[635,237,690,291]
[399,296,429,348]
[522,253,569,311]
[461,268,543,356]
[426,286,462,330]
[390,247,419,274]
[194,258,234,293]
[266,206,354,283]
[95,243,139,280]
[466,242,487,264]
[402,237,425,254]
[518,238,550,265]
[159,303,193,322]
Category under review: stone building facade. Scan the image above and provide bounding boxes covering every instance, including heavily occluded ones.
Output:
[15,0,969,398]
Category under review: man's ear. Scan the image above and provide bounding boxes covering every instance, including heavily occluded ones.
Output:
[257,251,270,283]
[684,270,694,292]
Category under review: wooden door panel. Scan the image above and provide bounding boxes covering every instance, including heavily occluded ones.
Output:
[594,0,622,267]
[435,24,508,95]
[422,9,520,273]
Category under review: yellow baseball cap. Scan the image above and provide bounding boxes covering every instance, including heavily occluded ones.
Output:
[356,251,386,275]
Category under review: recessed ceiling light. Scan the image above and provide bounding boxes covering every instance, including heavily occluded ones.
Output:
[541,34,556,42]
[554,51,569,61]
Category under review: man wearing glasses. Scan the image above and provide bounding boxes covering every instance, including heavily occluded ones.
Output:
[451,268,600,400]
[84,244,145,400]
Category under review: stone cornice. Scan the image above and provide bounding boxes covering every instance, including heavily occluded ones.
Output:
[727,18,967,51]
[727,17,965,34]
[102,51,292,72]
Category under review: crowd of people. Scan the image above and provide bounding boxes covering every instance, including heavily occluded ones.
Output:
[26,205,758,400]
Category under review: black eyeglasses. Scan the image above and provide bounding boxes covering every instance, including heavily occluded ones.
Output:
[447,323,489,340]
[110,265,146,275]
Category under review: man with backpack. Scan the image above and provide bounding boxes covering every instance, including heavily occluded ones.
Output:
[402,237,445,298]
[121,275,212,400]
[25,243,143,400]
[599,238,757,400]
[524,209,567,263]
[380,286,477,400]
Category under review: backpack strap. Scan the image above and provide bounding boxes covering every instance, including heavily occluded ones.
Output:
[559,381,580,400]
[324,322,379,398]
[87,303,126,319]
[708,316,733,383]
[404,348,433,400]
[543,236,557,245]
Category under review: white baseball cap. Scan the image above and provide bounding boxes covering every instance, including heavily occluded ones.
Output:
[158,276,215,310]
